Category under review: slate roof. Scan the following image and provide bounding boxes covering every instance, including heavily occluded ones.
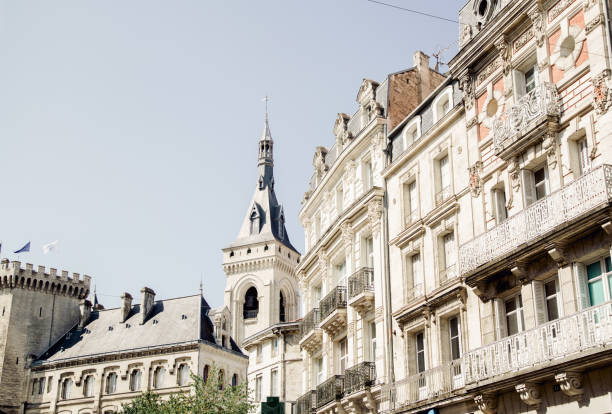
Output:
[37,294,243,363]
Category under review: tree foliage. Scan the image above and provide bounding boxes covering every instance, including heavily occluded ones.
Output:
[121,366,254,414]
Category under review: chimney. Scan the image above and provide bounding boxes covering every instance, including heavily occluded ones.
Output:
[120,292,133,323]
[140,287,156,324]
[79,299,92,329]
[413,51,432,102]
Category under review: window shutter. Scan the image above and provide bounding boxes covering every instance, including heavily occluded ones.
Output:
[494,298,508,339]
[532,280,547,325]
[573,262,589,310]
[520,169,536,207]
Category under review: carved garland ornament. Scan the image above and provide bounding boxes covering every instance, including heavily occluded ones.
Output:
[367,200,383,236]
[593,69,612,114]
[340,222,353,249]
[529,6,546,47]
[468,161,483,197]
[495,36,511,75]
[459,73,475,110]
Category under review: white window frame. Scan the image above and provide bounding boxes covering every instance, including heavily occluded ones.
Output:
[402,116,422,148]
[492,186,508,224]
[415,331,426,373]
[270,369,278,396]
[255,375,262,402]
[368,321,377,362]
[513,56,538,99]
[448,316,462,361]
[402,178,419,226]
[338,337,348,374]
[432,86,454,123]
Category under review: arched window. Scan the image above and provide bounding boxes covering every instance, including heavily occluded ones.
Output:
[178,364,190,387]
[203,365,209,383]
[243,287,259,319]
[129,370,142,392]
[84,375,95,397]
[232,373,238,387]
[106,373,117,394]
[218,369,224,390]
[279,291,286,322]
[60,378,72,400]
[153,367,165,389]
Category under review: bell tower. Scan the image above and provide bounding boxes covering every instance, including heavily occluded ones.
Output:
[222,113,300,346]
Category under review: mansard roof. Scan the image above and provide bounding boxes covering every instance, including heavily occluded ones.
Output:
[36,294,243,363]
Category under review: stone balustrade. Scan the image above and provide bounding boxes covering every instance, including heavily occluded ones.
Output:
[459,164,612,277]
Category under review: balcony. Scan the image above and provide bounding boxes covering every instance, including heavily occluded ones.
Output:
[406,283,425,301]
[344,362,376,395]
[295,390,316,414]
[316,375,344,409]
[458,165,612,280]
[435,185,452,207]
[348,267,375,315]
[319,286,347,337]
[299,309,322,353]
[493,82,561,160]
[381,360,463,411]
[463,300,612,384]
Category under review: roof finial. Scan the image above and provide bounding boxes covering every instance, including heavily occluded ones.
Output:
[199,273,203,296]
[262,95,270,122]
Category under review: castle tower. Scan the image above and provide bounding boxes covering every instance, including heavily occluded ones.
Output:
[222,114,301,345]
[0,259,90,414]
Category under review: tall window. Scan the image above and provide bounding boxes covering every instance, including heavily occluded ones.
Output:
[129,370,141,392]
[505,295,525,336]
[524,66,537,94]
[272,337,279,357]
[449,317,461,361]
[232,374,238,387]
[203,365,209,383]
[255,375,262,402]
[105,373,117,394]
[369,322,377,361]
[315,357,324,385]
[270,369,278,396]
[84,375,95,396]
[534,167,548,200]
[586,257,612,306]
[403,180,418,225]
[522,166,548,206]
[415,332,426,373]
[218,370,224,390]
[335,260,347,286]
[313,285,322,308]
[153,367,165,389]
[31,379,37,396]
[365,236,374,268]
[364,160,373,190]
[243,287,259,319]
[410,253,423,298]
[442,232,456,280]
[338,337,348,374]
[60,378,72,400]
[577,138,590,176]
[437,155,451,204]
[38,377,46,395]
[493,187,508,224]
[256,344,263,363]
[516,64,537,97]
[279,292,286,322]
[178,364,190,387]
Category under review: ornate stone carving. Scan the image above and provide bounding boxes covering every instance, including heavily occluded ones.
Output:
[528,6,546,47]
[543,131,558,170]
[508,156,521,193]
[340,222,353,249]
[514,27,535,53]
[550,0,578,22]
[586,13,604,34]
[593,69,612,114]
[460,24,473,47]
[466,116,478,129]
[476,56,502,86]
[318,250,328,279]
[555,371,584,398]
[474,394,497,414]
[368,98,383,121]
[468,161,483,197]
[516,383,542,409]
[459,73,474,110]
[584,0,597,10]
[367,200,383,236]
[495,36,511,75]
[313,146,329,180]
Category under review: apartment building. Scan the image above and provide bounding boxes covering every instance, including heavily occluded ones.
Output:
[294,53,445,414]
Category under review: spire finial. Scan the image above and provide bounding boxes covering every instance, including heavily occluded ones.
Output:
[199,273,203,296]
[262,95,270,122]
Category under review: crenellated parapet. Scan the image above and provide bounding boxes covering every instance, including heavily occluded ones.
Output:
[0,259,91,299]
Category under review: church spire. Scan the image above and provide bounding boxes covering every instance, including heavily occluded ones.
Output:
[258,96,274,189]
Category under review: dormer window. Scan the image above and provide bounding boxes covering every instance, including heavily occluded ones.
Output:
[433,87,454,122]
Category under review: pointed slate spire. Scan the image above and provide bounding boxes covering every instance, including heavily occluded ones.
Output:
[228,107,298,253]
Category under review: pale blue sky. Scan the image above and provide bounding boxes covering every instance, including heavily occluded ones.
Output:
[0,1,463,309]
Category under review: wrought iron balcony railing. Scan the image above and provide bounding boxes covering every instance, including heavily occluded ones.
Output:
[319,286,347,321]
[316,375,344,408]
[380,360,462,411]
[463,300,612,384]
[295,390,316,414]
[406,283,424,301]
[458,164,612,277]
[299,308,320,341]
[435,185,451,207]
[348,267,374,300]
[344,362,376,395]
[492,82,561,156]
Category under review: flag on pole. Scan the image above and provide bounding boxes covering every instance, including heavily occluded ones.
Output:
[14,242,30,254]
[42,240,59,255]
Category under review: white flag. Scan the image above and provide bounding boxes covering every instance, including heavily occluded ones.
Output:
[42,240,59,255]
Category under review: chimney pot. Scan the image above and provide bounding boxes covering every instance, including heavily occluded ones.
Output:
[121,292,133,323]
[79,299,92,329]
[140,287,156,324]
[413,51,430,72]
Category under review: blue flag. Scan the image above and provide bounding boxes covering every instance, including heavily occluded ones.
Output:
[14,242,30,254]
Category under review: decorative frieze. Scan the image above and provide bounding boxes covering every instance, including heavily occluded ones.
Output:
[549,0,578,23]
[514,27,535,53]
[586,13,604,34]
[476,56,502,86]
